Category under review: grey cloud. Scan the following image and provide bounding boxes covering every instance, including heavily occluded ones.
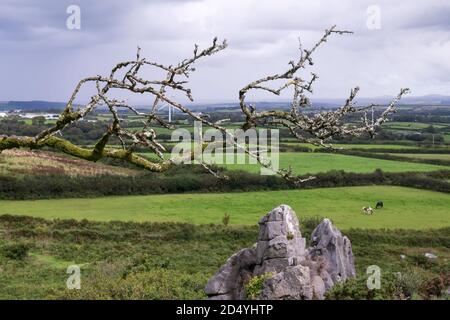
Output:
[0,0,449,103]
[394,5,450,30]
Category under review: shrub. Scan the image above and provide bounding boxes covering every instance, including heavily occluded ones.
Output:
[408,254,437,269]
[324,271,431,300]
[300,216,324,233]
[325,276,395,300]
[59,267,206,300]
[245,273,274,300]
[2,243,30,260]
[420,273,450,299]
[222,213,230,227]
[1,168,450,200]
[393,270,424,299]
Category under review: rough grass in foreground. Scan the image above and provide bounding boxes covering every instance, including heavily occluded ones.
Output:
[0,215,448,299]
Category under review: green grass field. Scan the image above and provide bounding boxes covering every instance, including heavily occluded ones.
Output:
[141,152,448,175]
[382,122,448,130]
[0,186,448,229]
[444,133,450,143]
[220,152,447,175]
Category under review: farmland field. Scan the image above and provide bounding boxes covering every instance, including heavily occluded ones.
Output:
[382,122,448,130]
[219,152,447,174]
[0,186,449,229]
[141,152,448,175]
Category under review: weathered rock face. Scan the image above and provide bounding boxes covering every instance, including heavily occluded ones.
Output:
[205,205,356,300]
[309,218,356,284]
[260,265,312,300]
[254,205,306,275]
[204,248,256,300]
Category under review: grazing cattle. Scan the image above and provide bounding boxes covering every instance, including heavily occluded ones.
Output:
[362,206,374,215]
[376,201,384,209]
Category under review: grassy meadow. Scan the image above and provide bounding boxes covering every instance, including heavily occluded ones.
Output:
[141,152,448,175]
[382,122,448,130]
[0,186,449,229]
[220,152,447,175]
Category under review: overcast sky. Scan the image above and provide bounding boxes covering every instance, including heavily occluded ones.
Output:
[1,0,449,104]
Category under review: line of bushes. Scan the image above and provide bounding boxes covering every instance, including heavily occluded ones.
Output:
[346,228,450,248]
[1,166,450,200]
[343,147,450,154]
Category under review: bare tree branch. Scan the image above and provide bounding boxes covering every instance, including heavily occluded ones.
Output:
[0,27,409,185]
[1,38,228,174]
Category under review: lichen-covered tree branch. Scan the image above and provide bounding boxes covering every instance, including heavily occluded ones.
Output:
[0,26,409,183]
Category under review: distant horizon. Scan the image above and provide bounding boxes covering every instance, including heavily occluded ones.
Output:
[2,93,450,107]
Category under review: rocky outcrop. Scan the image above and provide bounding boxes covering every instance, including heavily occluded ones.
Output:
[309,218,356,284]
[205,205,356,300]
[254,205,306,275]
[259,265,313,300]
[204,248,256,300]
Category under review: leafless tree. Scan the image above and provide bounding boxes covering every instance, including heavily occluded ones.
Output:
[0,26,409,184]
